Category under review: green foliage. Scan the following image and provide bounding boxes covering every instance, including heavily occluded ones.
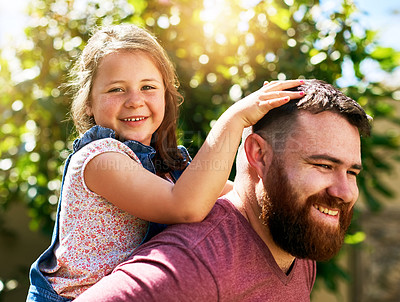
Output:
[1,0,399,297]
[315,254,351,299]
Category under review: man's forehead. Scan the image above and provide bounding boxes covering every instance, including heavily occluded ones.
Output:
[284,111,362,163]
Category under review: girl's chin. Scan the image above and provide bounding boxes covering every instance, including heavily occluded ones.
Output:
[120,135,151,145]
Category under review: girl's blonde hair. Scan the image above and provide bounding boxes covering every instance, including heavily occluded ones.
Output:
[69,24,186,172]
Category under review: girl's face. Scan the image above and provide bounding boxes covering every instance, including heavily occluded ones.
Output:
[88,51,165,145]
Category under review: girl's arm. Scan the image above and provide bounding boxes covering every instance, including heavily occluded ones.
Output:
[85,80,304,224]
[220,180,234,197]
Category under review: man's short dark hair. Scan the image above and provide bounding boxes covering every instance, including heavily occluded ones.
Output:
[253,79,371,151]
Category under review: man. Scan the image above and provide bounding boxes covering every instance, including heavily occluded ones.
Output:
[75,80,371,301]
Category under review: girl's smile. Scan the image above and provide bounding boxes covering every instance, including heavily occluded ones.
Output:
[87,50,166,145]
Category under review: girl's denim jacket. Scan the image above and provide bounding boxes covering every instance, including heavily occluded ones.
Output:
[26,126,191,302]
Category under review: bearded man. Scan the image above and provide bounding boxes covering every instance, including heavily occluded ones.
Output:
[75,79,371,302]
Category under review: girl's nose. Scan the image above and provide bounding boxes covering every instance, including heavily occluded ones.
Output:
[124,91,144,108]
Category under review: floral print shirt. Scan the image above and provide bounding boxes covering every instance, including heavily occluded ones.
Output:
[41,138,148,299]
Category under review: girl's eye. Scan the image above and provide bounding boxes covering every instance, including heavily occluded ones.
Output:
[108,87,124,93]
[142,85,155,91]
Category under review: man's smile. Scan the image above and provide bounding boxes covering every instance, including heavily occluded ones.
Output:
[312,204,339,216]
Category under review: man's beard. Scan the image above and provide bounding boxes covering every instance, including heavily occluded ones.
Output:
[261,156,354,262]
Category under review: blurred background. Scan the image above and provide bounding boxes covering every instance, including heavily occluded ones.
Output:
[0,0,399,301]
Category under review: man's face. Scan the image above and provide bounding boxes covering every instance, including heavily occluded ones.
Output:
[261,111,362,261]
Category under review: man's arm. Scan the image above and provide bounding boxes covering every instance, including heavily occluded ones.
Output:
[74,245,218,302]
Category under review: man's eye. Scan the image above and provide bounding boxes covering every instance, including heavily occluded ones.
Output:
[347,170,359,177]
[315,164,331,170]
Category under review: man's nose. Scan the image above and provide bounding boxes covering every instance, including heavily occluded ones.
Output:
[326,173,358,204]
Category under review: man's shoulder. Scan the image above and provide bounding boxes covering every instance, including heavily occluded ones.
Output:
[149,198,242,249]
[127,197,263,272]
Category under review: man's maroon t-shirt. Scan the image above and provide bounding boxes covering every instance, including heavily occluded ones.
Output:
[76,198,316,301]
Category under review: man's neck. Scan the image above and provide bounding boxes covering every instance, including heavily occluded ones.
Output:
[227,189,296,274]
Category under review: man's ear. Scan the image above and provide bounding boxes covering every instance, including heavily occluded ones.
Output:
[244,133,273,179]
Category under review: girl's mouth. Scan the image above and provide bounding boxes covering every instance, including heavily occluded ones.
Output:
[122,117,146,122]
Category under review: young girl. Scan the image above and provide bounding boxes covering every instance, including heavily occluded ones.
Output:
[27,24,304,301]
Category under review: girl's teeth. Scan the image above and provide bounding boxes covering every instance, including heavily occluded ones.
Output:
[123,117,145,122]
